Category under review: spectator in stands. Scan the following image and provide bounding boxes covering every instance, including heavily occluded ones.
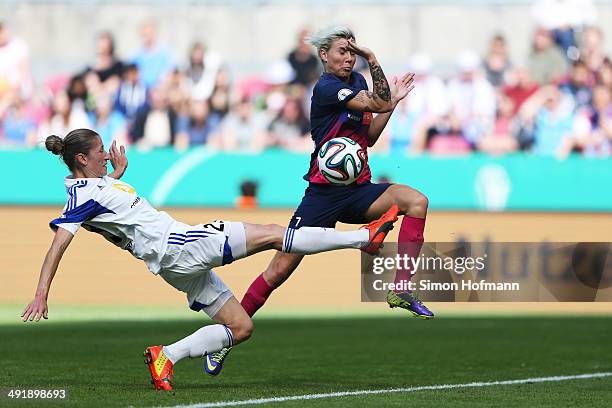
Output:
[287,28,321,87]
[264,60,295,117]
[175,99,221,149]
[531,0,597,60]
[483,34,512,88]
[217,96,268,152]
[425,113,471,155]
[559,59,593,110]
[185,41,223,101]
[37,89,91,145]
[185,42,205,90]
[129,85,178,149]
[408,53,449,120]
[1,94,37,146]
[519,85,577,158]
[67,74,94,113]
[166,68,191,117]
[266,97,310,151]
[477,94,519,155]
[114,63,148,123]
[131,19,174,89]
[390,53,449,153]
[382,97,420,154]
[579,26,606,74]
[209,68,232,118]
[82,32,124,100]
[575,84,612,157]
[0,21,33,108]
[595,58,612,88]
[503,67,540,115]
[528,27,568,85]
[90,93,128,147]
[446,50,496,147]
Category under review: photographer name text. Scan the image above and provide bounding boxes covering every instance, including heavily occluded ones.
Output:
[372,279,520,292]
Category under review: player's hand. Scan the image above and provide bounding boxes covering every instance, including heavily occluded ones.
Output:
[346,39,374,60]
[21,296,48,322]
[391,72,415,104]
[109,140,128,178]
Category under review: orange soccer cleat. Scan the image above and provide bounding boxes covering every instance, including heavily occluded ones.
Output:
[144,345,174,391]
[361,204,399,255]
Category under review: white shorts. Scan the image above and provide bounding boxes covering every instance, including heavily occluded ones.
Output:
[158,220,247,318]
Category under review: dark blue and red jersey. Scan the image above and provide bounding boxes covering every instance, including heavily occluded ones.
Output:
[306,71,373,184]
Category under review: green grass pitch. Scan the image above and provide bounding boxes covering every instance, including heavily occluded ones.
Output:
[3,315,612,407]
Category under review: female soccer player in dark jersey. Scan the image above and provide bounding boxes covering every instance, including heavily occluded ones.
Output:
[205,25,433,376]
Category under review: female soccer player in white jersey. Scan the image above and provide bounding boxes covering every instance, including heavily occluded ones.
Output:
[21,128,398,391]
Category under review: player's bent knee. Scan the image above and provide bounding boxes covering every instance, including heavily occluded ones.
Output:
[416,193,429,211]
[407,193,429,217]
[242,319,254,340]
[232,318,254,344]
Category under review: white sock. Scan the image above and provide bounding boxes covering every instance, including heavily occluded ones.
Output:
[162,324,233,364]
[282,227,368,254]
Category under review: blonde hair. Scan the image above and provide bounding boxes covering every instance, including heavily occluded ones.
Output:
[305,25,355,55]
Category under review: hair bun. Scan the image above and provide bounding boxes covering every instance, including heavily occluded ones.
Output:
[45,135,65,156]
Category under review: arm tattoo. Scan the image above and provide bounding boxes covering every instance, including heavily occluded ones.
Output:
[354,92,373,111]
[368,61,391,102]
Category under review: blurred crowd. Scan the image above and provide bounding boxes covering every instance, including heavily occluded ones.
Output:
[1,2,611,159]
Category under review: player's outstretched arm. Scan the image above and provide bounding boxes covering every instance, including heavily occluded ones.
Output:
[345,40,394,113]
[21,228,74,322]
[108,140,128,179]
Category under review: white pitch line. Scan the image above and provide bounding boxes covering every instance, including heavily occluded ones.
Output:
[162,372,612,408]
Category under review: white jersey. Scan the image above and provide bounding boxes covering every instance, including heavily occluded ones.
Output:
[50,176,176,274]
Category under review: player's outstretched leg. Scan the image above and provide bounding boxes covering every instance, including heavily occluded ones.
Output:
[203,207,400,377]
[238,206,399,258]
[145,297,251,390]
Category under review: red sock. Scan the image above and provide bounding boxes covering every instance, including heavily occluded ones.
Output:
[395,215,426,286]
[240,273,274,317]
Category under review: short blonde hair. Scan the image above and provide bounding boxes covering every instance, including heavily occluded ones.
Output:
[305,25,355,55]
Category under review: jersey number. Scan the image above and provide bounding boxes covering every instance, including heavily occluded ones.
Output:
[202,221,224,232]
